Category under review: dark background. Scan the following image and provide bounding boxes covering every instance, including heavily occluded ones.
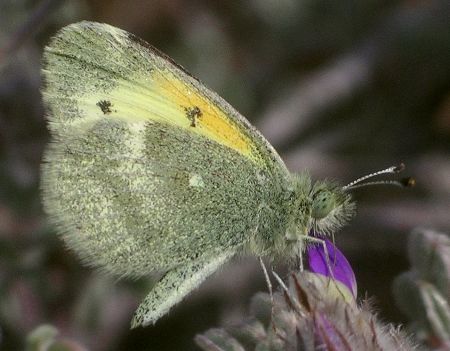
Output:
[0,0,449,350]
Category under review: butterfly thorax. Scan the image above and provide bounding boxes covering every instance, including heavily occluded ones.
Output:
[247,172,355,261]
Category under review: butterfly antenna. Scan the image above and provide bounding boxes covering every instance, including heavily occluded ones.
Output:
[343,163,415,191]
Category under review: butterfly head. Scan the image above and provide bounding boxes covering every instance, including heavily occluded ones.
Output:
[309,180,355,235]
[283,174,354,248]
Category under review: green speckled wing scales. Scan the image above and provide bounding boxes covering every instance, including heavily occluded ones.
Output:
[41,21,291,327]
[132,251,234,327]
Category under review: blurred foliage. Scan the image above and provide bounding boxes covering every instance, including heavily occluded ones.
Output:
[25,324,87,351]
[0,0,449,350]
[394,228,450,349]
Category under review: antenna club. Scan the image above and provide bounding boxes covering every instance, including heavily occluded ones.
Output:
[401,177,416,187]
[342,164,415,191]
[393,163,405,173]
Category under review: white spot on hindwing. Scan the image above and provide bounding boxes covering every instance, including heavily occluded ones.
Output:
[189,174,204,188]
[256,170,268,186]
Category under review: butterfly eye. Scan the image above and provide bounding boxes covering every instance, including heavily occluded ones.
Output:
[311,190,336,219]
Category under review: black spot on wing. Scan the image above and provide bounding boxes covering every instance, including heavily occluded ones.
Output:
[97,100,113,114]
[184,106,202,127]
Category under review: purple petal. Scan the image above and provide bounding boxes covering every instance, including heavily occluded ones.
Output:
[307,238,357,298]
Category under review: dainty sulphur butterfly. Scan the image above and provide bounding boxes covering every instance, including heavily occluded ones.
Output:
[41,21,410,328]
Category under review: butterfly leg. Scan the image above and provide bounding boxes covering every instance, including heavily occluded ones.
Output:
[298,235,334,277]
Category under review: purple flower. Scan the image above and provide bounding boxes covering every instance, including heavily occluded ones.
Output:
[307,238,357,298]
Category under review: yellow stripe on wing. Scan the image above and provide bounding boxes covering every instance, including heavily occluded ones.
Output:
[152,70,256,160]
[77,68,261,164]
